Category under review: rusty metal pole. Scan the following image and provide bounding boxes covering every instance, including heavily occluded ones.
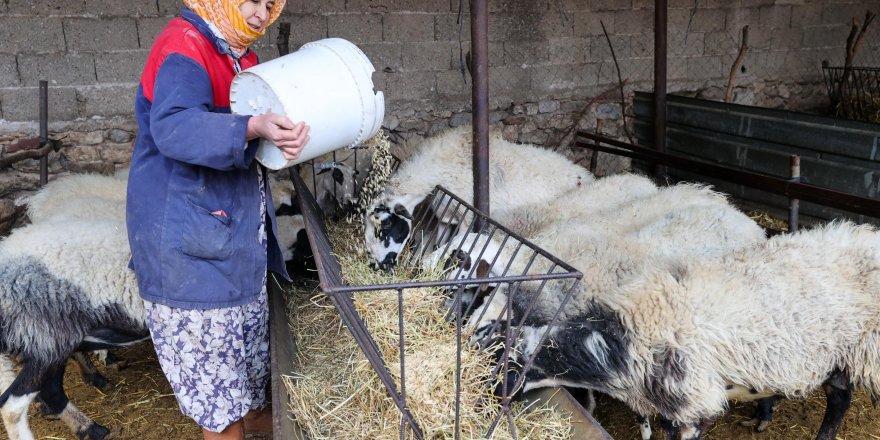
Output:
[39,80,48,186]
[789,155,800,232]
[276,22,290,56]
[653,0,667,180]
[471,0,490,224]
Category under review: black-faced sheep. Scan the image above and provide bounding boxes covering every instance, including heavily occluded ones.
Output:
[0,218,149,440]
[512,220,880,440]
[364,125,594,271]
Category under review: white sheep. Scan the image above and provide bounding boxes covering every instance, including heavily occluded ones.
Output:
[26,173,126,223]
[515,220,880,440]
[495,172,660,239]
[437,181,766,326]
[0,218,148,440]
[364,125,594,270]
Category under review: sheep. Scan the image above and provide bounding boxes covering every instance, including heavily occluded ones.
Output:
[495,172,660,239]
[511,220,880,440]
[433,182,765,440]
[26,173,126,223]
[298,150,366,218]
[275,211,318,281]
[0,218,149,440]
[364,125,594,271]
[435,181,766,326]
[24,172,136,388]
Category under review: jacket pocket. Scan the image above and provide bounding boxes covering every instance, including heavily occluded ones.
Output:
[181,198,234,260]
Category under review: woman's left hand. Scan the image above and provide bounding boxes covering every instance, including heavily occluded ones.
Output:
[247,113,310,160]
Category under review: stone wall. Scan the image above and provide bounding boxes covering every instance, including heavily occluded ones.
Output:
[1,0,879,233]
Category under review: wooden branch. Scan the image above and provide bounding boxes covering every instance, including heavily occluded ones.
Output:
[554,80,629,149]
[725,25,749,103]
[839,10,876,100]
[0,141,54,170]
[600,20,634,144]
[846,10,876,67]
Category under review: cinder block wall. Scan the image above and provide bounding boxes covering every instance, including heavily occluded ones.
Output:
[0,0,878,232]
[2,0,877,129]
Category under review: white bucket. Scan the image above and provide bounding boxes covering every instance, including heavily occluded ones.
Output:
[230,38,385,170]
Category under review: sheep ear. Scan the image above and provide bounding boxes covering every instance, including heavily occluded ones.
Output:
[393,203,412,220]
[332,168,344,184]
[445,249,472,271]
[476,259,491,278]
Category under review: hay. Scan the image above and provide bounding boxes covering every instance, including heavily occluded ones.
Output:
[351,129,395,221]
[283,221,574,439]
[746,210,789,233]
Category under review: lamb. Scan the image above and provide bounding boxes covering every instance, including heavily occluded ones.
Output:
[512,220,880,440]
[0,218,149,440]
[364,125,594,271]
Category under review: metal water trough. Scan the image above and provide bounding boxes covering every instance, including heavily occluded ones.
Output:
[267,168,613,439]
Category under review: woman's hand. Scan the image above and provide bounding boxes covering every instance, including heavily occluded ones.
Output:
[247,113,310,160]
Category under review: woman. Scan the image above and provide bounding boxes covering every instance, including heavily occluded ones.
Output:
[126,1,307,438]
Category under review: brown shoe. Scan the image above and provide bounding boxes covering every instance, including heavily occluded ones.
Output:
[243,408,273,438]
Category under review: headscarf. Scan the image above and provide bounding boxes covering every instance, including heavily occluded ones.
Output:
[184,0,286,54]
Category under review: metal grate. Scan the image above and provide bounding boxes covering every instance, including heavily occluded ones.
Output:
[288,168,585,439]
[822,66,880,122]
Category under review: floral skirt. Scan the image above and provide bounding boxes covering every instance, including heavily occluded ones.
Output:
[144,284,270,432]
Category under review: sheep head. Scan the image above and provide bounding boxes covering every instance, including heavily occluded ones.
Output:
[364,193,421,271]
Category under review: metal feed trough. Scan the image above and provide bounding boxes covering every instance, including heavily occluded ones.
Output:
[268,168,612,439]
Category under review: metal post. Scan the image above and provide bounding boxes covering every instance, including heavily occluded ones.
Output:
[471,0,490,225]
[39,80,49,186]
[653,0,667,180]
[789,155,800,232]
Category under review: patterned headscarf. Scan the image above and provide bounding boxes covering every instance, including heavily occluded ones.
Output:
[184,0,286,53]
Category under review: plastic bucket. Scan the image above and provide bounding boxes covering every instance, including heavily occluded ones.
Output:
[230,38,385,170]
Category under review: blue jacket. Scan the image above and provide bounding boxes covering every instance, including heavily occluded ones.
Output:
[127,8,289,310]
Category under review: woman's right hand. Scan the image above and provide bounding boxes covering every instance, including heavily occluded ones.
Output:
[247,113,310,160]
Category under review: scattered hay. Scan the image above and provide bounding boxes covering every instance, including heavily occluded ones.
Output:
[746,209,789,233]
[282,221,574,439]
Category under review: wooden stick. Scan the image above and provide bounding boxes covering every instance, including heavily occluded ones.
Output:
[838,10,876,100]
[600,19,635,144]
[0,141,55,170]
[725,25,749,103]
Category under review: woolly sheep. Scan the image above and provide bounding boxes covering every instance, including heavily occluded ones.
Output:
[437,181,766,326]
[514,221,880,440]
[0,218,149,440]
[364,125,594,270]
[495,172,660,239]
[26,173,127,223]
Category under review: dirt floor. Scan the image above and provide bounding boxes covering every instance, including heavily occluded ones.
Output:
[592,389,880,439]
[26,343,203,440]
